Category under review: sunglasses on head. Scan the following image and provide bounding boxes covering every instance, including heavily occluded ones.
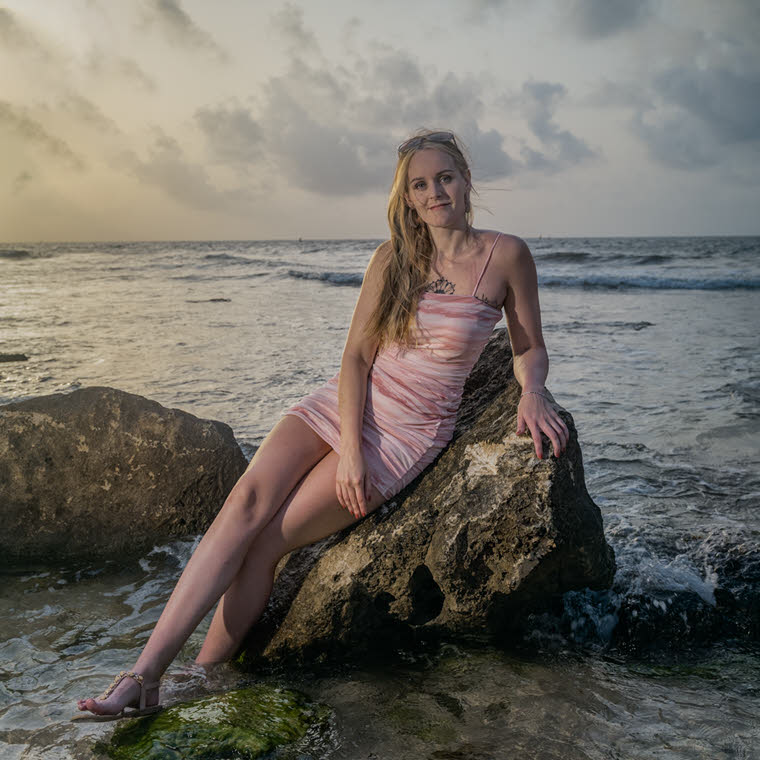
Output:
[397,131,456,156]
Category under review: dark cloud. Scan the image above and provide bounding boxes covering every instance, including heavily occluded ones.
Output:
[86,51,157,91]
[59,94,120,134]
[517,81,598,172]
[117,57,157,91]
[0,7,55,61]
[251,51,517,195]
[270,3,319,54]
[630,111,719,170]
[590,60,760,175]
[120,131,254,211]
[12,170,33,195]
[144,0,228,61]
[462,123,518,181]
[582,79,652,110]
[195,103,264,164]
[627,65,760,174]
[462,0,531,23]
[261,83,390,195]
[565,0,654,39]
[653,66,760,145]
[0,102,86,171]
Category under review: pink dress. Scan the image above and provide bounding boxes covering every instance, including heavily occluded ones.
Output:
[284,233,503,499]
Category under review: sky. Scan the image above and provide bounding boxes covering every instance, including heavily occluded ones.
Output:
[1,0,758,241]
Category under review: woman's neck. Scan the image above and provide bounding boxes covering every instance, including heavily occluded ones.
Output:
[428,225,478,263]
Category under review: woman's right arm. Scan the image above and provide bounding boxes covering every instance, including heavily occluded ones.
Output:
[335,241,390,519]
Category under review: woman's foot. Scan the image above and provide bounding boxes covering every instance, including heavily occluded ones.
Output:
[74,670,160,720]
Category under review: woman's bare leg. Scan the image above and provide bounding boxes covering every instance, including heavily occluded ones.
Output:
[195,448,387,664]
[76,415,332,716]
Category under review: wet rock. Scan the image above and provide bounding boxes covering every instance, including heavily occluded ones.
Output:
[610,536,760,652]
[0,353,28,362]
[240,328,615,667]
[0,386,247,565]
[93,685,331,760]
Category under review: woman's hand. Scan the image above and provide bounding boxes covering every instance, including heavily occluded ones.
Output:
[336,447,372,519]
[516,391,569,459]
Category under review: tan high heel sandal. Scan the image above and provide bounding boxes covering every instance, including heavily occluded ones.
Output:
[71,670,162,722]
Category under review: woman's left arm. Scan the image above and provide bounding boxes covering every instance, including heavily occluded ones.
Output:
[501,236,569,459]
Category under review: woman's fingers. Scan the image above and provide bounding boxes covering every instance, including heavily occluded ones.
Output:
[336,482,348,512]
[543,422,562,458]
[356,481,367,518]
[345,482,359,518]
[521,404,570,459]
[527,419,544,459]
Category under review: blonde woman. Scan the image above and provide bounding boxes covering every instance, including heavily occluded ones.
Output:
[74,129,568,720]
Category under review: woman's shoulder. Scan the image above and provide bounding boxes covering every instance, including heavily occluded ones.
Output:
[477,229,531,261]
[373,239,394,257]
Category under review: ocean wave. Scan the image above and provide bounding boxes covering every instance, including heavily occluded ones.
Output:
[201,252,279,267]
[630,254,672,265]
[540,274,760,290]
[536,251,594,263]
[561,320,654,332]
[287,269,364,286]
[521,525,760,652]
[0,249,33,259]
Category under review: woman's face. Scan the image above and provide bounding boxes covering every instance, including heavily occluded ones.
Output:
[405,148,470,230]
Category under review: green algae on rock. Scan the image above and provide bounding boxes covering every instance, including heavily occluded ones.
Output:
[94,685,331,760]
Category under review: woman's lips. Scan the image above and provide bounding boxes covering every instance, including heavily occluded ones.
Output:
[429,203,449,210]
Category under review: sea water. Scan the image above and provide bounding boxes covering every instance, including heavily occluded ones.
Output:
[1,237,758,758]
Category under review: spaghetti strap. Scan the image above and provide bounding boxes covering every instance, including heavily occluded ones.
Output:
[471,232,502,296]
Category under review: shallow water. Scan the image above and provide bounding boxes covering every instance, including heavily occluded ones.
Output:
[1,237,759,757]
[3,548,759,759]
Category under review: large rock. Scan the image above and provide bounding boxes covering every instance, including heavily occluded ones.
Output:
[0,386,247,565]
[240,329,616,667]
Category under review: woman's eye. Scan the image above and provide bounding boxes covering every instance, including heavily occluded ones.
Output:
[441,175,452,183]
[414,182,425,190]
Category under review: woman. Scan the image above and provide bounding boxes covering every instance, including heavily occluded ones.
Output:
[73,129,569,720]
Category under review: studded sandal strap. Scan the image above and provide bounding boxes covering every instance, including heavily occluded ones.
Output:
[97,670,144,701]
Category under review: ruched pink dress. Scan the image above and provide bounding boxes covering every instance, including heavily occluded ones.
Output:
[284,233,503,499]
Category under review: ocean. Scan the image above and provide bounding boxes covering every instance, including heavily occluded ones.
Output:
[1,236,759,758]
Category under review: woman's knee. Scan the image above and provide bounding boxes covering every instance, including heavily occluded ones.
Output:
[223,472,274,531]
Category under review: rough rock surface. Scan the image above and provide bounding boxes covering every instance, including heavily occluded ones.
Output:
[94,685,330,760]
[240,328,616,667]
[0,386,247,565]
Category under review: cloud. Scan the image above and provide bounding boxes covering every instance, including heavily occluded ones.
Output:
[270,2,319,54]
[0,7,55,62]
[260,82,390,195]
[144,0,228,61]
[86,51,157,91]
[462,0,532,23]
[195,103,264,164]
[564,0,654,39]
[517,81,598,172]
[59,93,121,134]
[582,79,652,110]
[120,130,255,211]
[653,66,760,145]
[0,101,86,171]
[630,110,719,170]
[626,65,760,174]
[250,50,517,195]
[12,171,33,195]
[462,124,519,181]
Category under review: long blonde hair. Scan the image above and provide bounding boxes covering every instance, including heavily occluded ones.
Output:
[365,129,474,349]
